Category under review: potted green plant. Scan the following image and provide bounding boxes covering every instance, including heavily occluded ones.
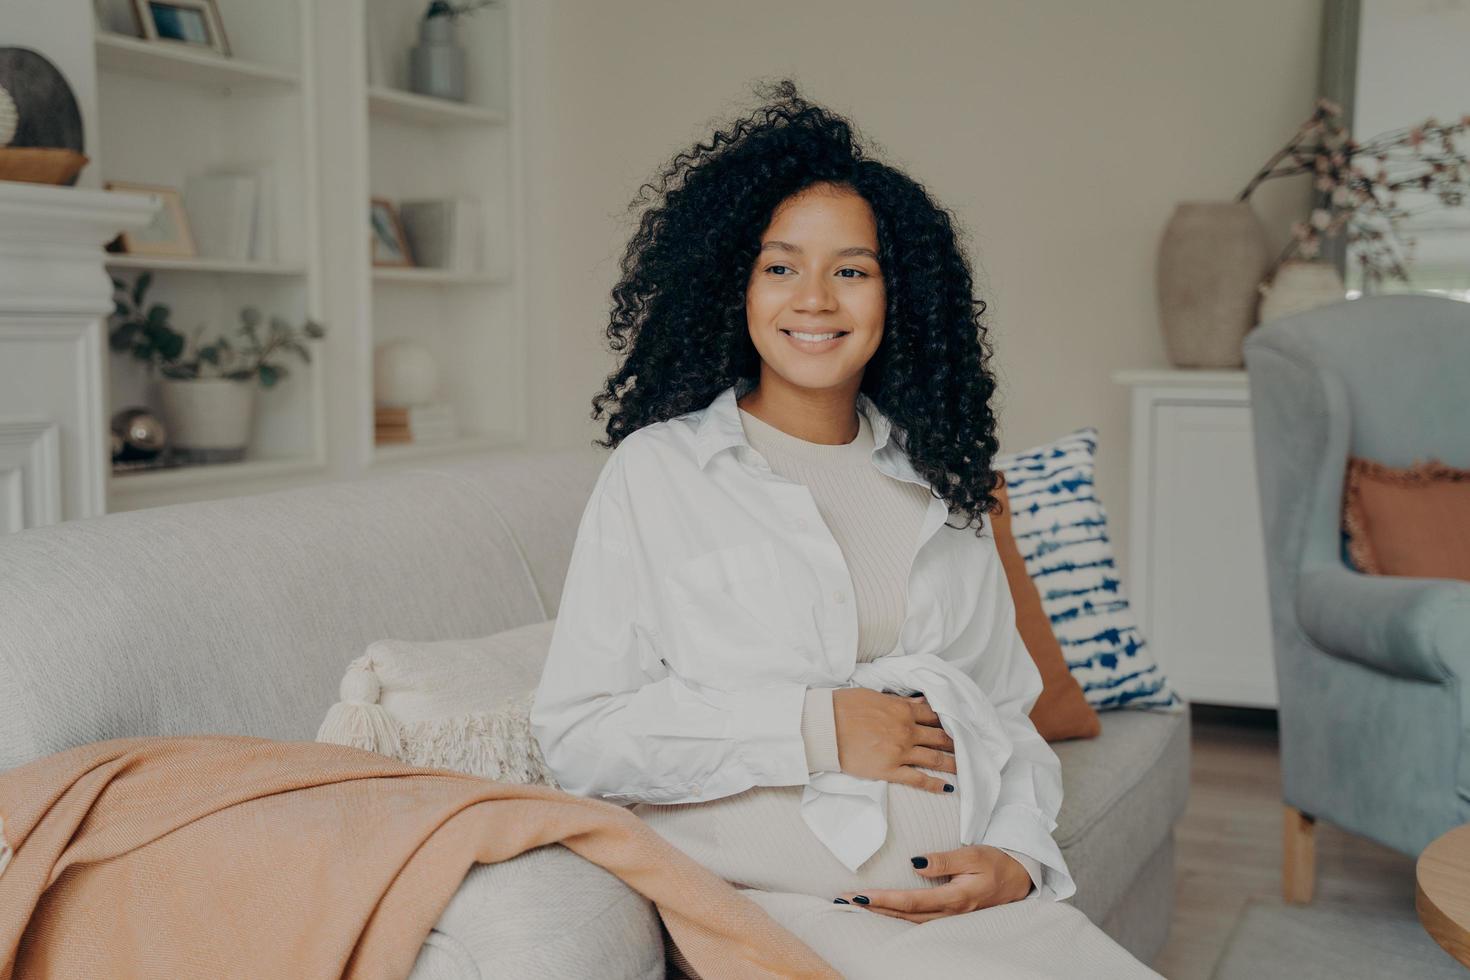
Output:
[108,272,326,462]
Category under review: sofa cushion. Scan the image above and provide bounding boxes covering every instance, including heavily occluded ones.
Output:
[0,464,553,770]
[994,429,1184,711]
[431,448,614,619]
[1343,456,1470,580]
[316,621,559,785]
[992,476,1101,742]
[409,844,665,980]
[1053,707,1190,924]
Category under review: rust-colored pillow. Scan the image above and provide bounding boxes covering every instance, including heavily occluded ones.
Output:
[1343,457,1470,581]
[992,476,1102,741]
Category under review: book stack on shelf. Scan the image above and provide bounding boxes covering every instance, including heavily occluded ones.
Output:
[375,402,459,445]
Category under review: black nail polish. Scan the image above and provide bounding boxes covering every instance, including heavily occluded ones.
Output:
[833,897,850,904]
[943,783,954,792]
[853,895,870,905]
[911,856,928,869]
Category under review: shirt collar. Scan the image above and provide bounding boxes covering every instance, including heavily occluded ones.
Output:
[691,380,923,485]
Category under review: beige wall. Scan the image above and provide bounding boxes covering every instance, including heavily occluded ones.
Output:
[520,0,1323,579]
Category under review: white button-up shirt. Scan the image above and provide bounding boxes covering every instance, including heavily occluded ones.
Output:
[530,381,1076,902]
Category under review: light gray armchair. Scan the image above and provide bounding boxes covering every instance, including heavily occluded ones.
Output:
[1243,293,1470,904]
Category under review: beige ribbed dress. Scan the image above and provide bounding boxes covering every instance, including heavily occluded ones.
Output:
[641,403,1161,979]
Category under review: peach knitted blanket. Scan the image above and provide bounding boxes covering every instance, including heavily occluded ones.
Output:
[0,734,838,979]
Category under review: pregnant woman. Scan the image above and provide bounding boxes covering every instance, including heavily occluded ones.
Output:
[530,80,1160,979]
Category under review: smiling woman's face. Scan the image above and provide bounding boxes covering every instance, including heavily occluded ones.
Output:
[745,182,886,394]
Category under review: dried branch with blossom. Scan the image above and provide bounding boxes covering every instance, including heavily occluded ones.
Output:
[1238,97,1469,289]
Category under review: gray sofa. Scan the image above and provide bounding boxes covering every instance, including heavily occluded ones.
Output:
[0,446,1189,975]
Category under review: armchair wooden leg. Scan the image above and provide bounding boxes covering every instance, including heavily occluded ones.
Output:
[1283,805,1317,904]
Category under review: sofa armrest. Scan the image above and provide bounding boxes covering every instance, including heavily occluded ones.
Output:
[1296,563,1470,683]
[409,844,664,980]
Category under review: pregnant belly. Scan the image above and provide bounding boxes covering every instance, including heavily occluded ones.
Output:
[632,773,964,896]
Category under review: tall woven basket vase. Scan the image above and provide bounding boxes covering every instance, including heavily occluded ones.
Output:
[1156,200,1271,368]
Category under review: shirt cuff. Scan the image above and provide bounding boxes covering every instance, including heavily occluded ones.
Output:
[980,803,1076,902]
[800,686,842,773]
[729,683,811,786]
[996,846,1043,896]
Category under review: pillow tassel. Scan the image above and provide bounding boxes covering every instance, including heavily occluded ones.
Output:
[395,692,557,786]
[315,657,402,756]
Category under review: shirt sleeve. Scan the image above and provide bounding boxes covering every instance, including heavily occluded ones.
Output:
[942,513,1077,902]
[529,450,812,805]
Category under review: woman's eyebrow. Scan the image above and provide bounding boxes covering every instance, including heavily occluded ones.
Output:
[759,240,879,260]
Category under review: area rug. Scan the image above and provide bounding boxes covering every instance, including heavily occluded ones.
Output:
[1210,895,1465,979]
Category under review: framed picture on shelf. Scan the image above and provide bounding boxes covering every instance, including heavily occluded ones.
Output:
[132,0,231,57]
[370,198,415,267]
[104,181,197,257]
[92,0,143,37]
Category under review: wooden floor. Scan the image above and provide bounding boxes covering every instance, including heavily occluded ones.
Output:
[1150,706,1419,979]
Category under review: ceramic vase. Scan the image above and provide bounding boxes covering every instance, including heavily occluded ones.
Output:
[1156,200,1271,368]
[158,378,256,462]
[409,14,466,102]
[1257,259,1347,324]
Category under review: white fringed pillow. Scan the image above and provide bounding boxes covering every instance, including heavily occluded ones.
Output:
[316,619,559,787]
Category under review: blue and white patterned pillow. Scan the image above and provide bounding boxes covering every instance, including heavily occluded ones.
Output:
[994,429,1183,711]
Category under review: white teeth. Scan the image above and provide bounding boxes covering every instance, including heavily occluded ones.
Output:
[788,330,842,342]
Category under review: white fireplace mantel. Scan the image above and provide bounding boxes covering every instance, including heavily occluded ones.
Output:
[0,180,157,531]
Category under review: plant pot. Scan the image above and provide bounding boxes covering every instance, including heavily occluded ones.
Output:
[157,378,257,462]
[1257,259,1347,325]
[1156,200,1271,368]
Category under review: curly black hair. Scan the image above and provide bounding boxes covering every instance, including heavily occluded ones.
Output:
[589,78,1002,534]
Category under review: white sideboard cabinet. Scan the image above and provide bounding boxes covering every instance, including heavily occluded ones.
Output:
[1114,370,1277,708]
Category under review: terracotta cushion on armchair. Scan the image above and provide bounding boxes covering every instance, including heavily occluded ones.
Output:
[1343,457,1470,582]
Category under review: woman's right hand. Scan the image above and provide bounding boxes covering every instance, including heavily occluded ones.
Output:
[831,689,957,793]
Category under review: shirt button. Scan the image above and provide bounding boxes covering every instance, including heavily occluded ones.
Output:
[833,590,846,604]
[795,517,809,530]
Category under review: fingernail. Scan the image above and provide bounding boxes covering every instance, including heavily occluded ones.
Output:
[911,856,928,869]
[909,691,924,697]
[833,897,850,904]
[853,895,870,905]
[943,783,954,792]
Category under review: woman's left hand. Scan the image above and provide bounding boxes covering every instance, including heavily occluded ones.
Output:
[834,844,1033,922]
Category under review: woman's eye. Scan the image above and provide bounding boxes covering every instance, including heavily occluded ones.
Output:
[764,265,869,278]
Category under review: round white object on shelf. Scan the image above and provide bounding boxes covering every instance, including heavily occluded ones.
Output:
[0,84,17,147]
[374,338,439,407]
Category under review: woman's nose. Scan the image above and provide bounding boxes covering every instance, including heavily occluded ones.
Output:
[793,275,838,312]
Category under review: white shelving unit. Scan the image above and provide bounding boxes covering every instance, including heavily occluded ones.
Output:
[95,32,301,90]
[367,84,507,126]
[373,431,519,462]
[371,266,507,286]
[84,0,528,513]
[359,0,525,470]
[103,255,311,278]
